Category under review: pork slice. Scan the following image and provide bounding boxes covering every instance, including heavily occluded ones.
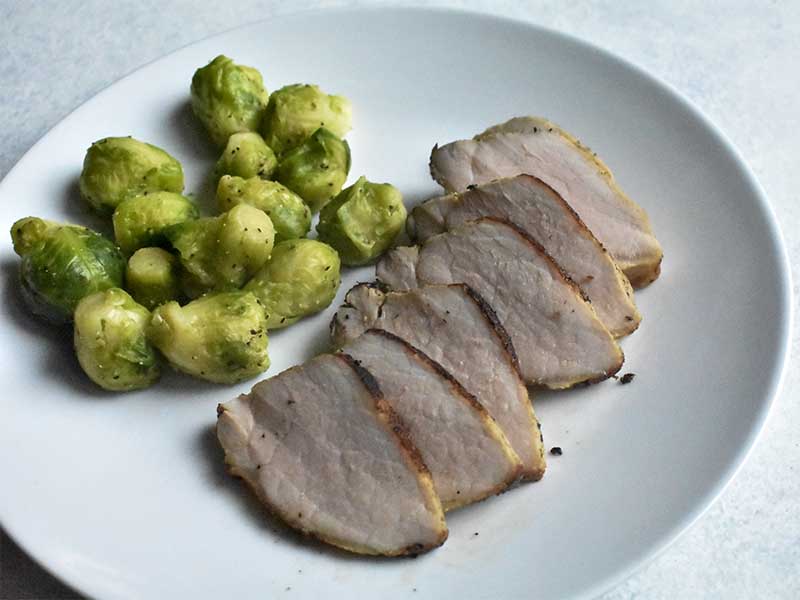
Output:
[376,218,623,388]
[216,353,448,556]
[342,329,522,510]
[331,283,545,481]
[429,116,663,288]
[408,174,641,337]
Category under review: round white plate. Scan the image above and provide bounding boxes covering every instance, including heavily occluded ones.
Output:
[0,7,791,600]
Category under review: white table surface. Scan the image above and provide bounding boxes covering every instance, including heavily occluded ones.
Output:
[1,1,798,598]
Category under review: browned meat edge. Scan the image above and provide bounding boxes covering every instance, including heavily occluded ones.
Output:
[217,355,448,557]
[626,258,663,289]
[455,283,523,376]
[359,328,523,495]
[468,216,624,383]
[412,175,640,335]
[336,353,449,555]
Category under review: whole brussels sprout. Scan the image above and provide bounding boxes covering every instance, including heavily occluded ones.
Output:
[260,84,352,155]
[112,191,198,255]
[148,291,269,384]
[166,203,274,294]
[212,132,277,183]
[125,247,182,310]
[244,239,340,329]
[74,288,160,391]
[79,137,184,214]
[216,175,310,242]
[11,217,125,323]
[275,128,351,214]
[317,176,406,266]
[190,55,269,147]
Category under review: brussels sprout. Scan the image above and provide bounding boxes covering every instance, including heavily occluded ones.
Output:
[190,55,269,146]
[166,203,274,294]
[244,239,340,329]
[275,128,351,213]
[148,291,269,384]
[316,176,406,266]
[125,247,182,310]
[11,217,59,256]
[11,217,125,323]
[112,191,198,255]
[260,84,352,155]
[79,137,184,214]
[216,175,310,242]
[212,132,277,183]
[74,288,160,391]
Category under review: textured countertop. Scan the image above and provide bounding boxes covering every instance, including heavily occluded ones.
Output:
[1,1,798,598]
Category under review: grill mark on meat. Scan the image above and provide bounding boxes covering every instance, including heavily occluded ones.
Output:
[458,284,522,375]
[339,352,434,480]
[409,174,640,336]
[352,329,523,506]
[330,283,546,481]
[217,355,448,556]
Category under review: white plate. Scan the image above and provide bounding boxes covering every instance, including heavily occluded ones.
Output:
[0,7,791,600]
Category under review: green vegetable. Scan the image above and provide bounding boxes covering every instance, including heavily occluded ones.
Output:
[125,247,182,310]
[11,217,60,256]
[112,191,198,255]
[245,239,340,329]
[275,128,351,213]
[165,203,274,295]
[79,137,184,214]
[11,217,125,323]
[74,288,160,391]
[261,83,352,155]
[190,55,269,146]
[216,175,310,242]
[317,176,406,265]
[212,132,277,183]
[148,291,269,384]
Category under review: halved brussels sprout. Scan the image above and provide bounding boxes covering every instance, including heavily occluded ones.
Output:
[212,132,277,183]
[275,128,351,213]
[260,84,352,155]
[165,203,274,294]
[112,191,198,255]
[216,175,310,242]
[317,176,406,266]
[244,239,340,329]
[79,137,184,214]
[148,291,269,384]
[74,288,160,391]
[11,217,125,323]
[125,247,182,310]
[190,55,269,146]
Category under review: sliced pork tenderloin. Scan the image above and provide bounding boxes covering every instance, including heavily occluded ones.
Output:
[429,116,663,288]
[341,329,522,510]
[331,282,545,481]
[217,353,447,556]
[408,174,640,337]
[376,218,624,388]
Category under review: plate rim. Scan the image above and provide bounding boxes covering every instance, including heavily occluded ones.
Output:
[0,5,793,599]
